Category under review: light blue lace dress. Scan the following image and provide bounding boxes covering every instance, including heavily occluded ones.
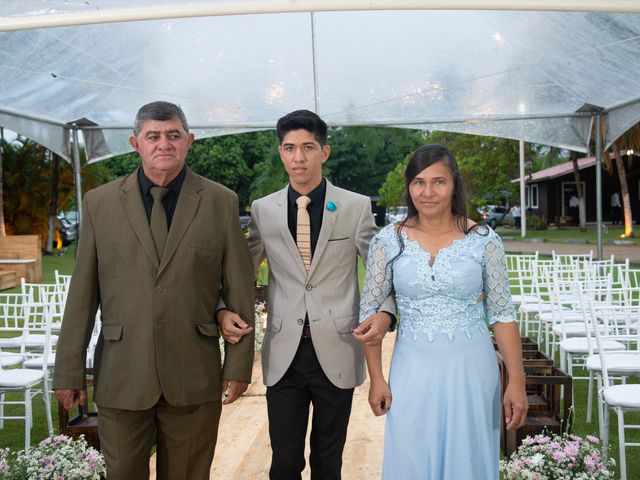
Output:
[359,224,516,480]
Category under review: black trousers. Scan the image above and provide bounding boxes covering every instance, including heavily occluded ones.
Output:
[267,338,354,480]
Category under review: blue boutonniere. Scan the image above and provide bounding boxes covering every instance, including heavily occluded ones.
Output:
[326,201,337,212]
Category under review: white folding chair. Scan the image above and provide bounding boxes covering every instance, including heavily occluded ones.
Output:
[582,289,640,480]
[54,269,72,291]
[0,329,53,450]
[507,252,539,311]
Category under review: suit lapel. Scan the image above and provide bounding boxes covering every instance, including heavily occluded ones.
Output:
[119,168,159,269]
[158,168,201,276]
[309,180,337,276]
[275,187,308,279]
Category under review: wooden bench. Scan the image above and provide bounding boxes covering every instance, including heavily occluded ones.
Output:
[0,235,42,289]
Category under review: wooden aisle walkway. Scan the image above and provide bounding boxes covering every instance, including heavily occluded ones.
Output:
[149,334,395,479]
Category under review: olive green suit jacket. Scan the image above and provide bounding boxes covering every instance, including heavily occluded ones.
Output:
[53,167,255,410]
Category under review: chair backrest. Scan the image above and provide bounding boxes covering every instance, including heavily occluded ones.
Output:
[54,269,72,291]
[507,252,538,300]
[551,250,593,268]
[0,293,25,335]
[580,284,640,386]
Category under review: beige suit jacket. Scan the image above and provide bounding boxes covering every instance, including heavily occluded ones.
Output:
[53,167,255,410]
[248,180,390,389]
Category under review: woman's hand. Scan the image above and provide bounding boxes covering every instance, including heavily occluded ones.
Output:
[368,378,392,416]
[503,381,528,430]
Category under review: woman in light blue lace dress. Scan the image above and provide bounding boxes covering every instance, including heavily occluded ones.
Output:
[359,145,527,479]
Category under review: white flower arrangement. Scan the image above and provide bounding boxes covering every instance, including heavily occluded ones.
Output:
[0,434,105,480]
[500,433,615,480]
[253,301,267,353]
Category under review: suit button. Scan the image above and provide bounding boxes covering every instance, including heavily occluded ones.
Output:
[155,319,165,326]
[305,284,312,291]
[297,318,304,325]
[155,286,162,293]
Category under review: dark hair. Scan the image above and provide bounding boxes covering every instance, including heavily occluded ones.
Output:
[133,101,189,137]
[276,110,328,146]
[391,144,482,264]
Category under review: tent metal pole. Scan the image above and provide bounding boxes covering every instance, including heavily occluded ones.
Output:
[310,12,320,114]
[2,1,640,31]
[72,128,84,231]
[595,115,603,260]
[519,140,526,238]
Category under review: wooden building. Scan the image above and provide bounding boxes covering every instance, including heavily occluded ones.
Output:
[512,153,640,225]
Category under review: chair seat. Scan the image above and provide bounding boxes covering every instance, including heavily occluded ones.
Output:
[0,352,24,368]
[520,302,556,313]
[512,294,537,305]
[539,311,585,323]
[552,322,603,337]
[559,337,626,354]
[603,384,640,408]
[586,353,640,372]
[23,353,56,368]
[0,334,58,349]
[0,368,44,388]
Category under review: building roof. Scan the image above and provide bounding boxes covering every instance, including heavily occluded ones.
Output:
[512,156,596,184]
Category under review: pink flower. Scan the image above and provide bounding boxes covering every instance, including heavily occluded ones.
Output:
[534,434,550,444]
[586,435,600,445]
[564,442,579,458]
[584,455,597,471]
[552,450,566,463]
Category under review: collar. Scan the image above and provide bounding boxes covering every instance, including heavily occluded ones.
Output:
[138,165,187,195]
[287,178,326,207]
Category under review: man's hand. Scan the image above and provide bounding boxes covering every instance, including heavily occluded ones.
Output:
[353,312,392,346]
[54,389,88,410]
[368,378,392,416]
[216,309,252,344]
[220,380,249,405]
[503,381,528,430]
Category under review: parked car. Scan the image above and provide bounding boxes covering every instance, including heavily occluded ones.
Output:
[385,205,408,225]
[64,210,80,235]
[56,215,77,246]
[239,215,251,231]
[477,205,514,229]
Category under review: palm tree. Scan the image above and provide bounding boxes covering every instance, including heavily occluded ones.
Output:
[603,122,640,238]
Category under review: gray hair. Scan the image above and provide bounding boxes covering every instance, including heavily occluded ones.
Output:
[133,101,189,137]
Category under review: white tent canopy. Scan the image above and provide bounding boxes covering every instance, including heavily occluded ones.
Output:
[2,1,640,164]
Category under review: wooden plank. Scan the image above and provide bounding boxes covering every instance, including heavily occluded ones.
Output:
[147,333,395,479]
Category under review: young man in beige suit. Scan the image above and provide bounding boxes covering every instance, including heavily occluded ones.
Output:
[53,101,255,480]
[218,110,394,479]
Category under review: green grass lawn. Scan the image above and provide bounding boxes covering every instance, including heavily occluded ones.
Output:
[497,224,640,245]
[1,242,638,478]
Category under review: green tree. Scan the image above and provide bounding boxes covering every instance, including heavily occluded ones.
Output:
[327,127,425,196]
[103,131,274,210]
[378,131,537,210]
[1,137,106,247]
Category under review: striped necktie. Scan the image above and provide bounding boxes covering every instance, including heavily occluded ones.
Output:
[296,195,312,271]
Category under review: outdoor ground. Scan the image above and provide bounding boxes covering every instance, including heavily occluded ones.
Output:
[0,236,639,478]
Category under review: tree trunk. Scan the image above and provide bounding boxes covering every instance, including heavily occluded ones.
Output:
[0,130,5,236]
[570,151,586,232]
[612,143,634,237]
[45,150,60,253]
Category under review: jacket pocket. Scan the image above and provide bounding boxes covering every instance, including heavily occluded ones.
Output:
[266,313,283,334]
[197,323,220,337]
[102,323,123,341]
[333,313,358,334]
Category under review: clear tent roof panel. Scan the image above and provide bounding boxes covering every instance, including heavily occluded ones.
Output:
[1,3,640,160]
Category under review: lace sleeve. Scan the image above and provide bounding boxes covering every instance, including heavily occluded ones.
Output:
[482,232,516,324]
[359,232,394,323]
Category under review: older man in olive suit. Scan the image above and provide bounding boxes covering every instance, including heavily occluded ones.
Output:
[53,101,255,480]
